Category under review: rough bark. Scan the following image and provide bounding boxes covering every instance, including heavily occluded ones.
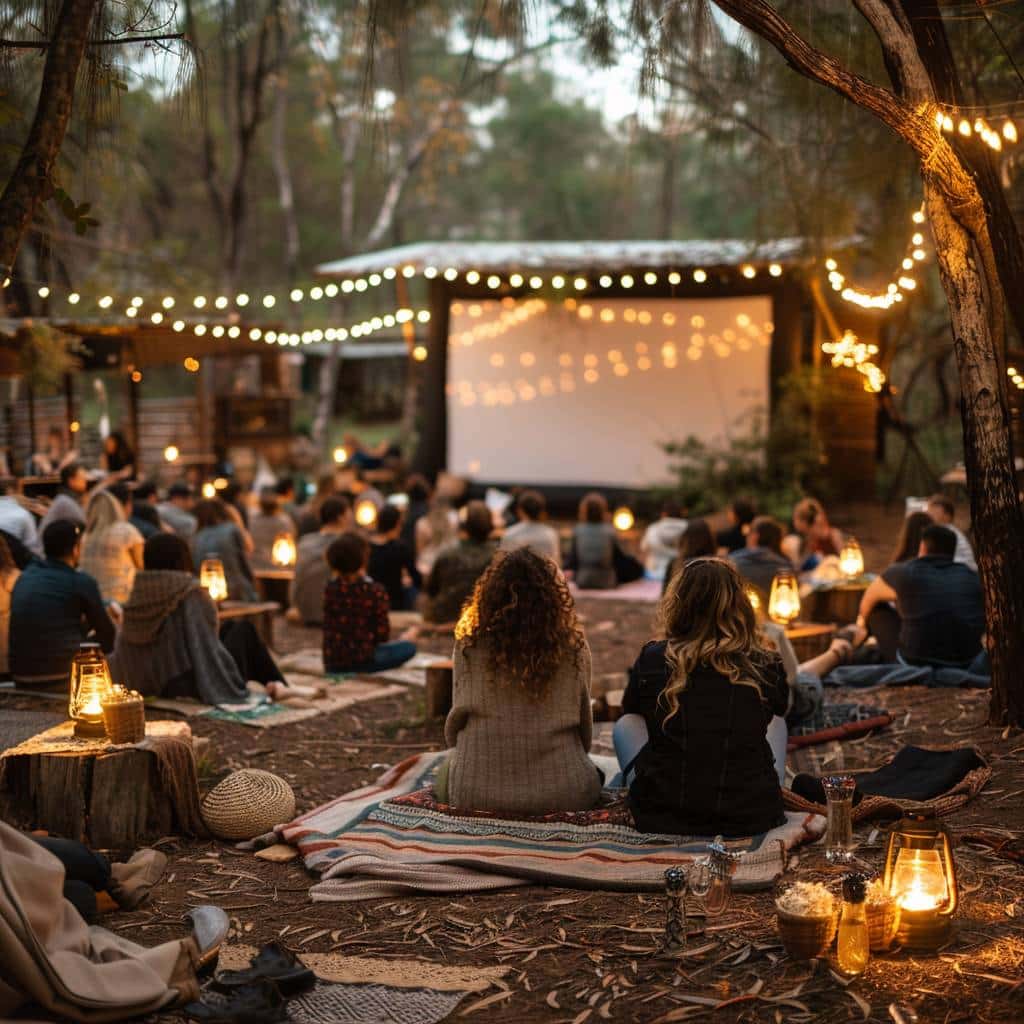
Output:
[270,62,300,280]
[0,0,99,274]
[709,0,1024,725]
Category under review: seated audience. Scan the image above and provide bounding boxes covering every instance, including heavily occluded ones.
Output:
[855,524,985,669]
[368,504,420,610]
[782,497,843,572]
[322,532,416,673]
[101,430,136,483]
[127,481,162,539]
[0,478,41,556]
[662,517,716,593]
[79,490,145,606]
[891,511,934,564]
[219,480,250,528]
[158,482,197,539]
[248,487,295,569]
[274,477,301,530]
[31,424,78,475]
[292,496,350,625]
[423,501,495,624]
[192,498,257,602]
[39,462,89,533]
[296,472,339,537]
[415,497,459,577]
[111,535,284,703]
[641,500,688,580]
[715,498,756,554]
[614,558,788,837]
[729,516,793,598]
[10,520,115,685]
[401,474,432,551]
[0,536,19,675]
[567,492,642,589]
[437,547,601,814]
[499,489,561,566]
[926,494,977,571]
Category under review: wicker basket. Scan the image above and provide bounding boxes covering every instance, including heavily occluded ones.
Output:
[202,769,296,840]
[867,898,901,951]
[102,691,146,744]
[776,908,838,960]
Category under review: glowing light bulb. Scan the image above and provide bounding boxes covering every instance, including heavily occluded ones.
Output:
[172,319,185,332]
[98,295,113,308]
[202,482,216,499]
[444,268,458,281]
[551,275,566,289]
[741,264,756,279]
[412,344,428,361]
[941,114,954,132]
[1004,120,1018,143]
[68,292,80,304]
[769,263,782,277]
[193,295,206,308]
[290,288,303,302]
[324,283,339,296]
[151,312,163,324]
[422,267,437,280]
[126,307,138,318]
[249,328,262,340]
[214,295,228,309]
[598,274,612,287]
[465,271,480,284]
[612,507,635,532]
[355,500,378,528]
[898,276,917,290]
[402,266,415,278]
[912,210,926,224]
[693,269,707,283]
[643,272,657,285]
[620,274,634,288]
[509,273,524,287]
[958,118,972,137]
[487,274,501,289]
[263,295,276,307]
[987,131,1003,151]
[574,276,588,290]
[164,445,180,462]
[668,271,681,285]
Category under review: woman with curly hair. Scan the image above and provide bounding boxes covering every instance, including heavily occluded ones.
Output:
[437,546,602,815]
[614,558,789,837]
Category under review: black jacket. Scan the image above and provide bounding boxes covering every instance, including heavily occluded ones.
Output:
[622,640,788,837]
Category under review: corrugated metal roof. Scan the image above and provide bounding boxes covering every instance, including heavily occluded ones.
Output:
[316,239,811,278]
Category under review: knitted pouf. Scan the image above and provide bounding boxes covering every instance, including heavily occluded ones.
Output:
[201,769,296,840]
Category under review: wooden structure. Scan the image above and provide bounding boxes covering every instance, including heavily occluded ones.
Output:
[0,720,196,848]
[218,600,280,647]
[316,240,883,497]
[785,622,837,662]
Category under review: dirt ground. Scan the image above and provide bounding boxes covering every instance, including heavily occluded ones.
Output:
[5,501,1024,1023]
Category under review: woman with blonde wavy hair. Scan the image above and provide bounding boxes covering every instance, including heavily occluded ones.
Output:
[79,488,144,607]
[437,546,602,815]
[614,557,789,837]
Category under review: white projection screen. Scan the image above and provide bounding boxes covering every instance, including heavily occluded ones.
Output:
[446,295,774,488]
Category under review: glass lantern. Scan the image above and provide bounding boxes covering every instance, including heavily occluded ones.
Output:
[200,557,228,602]
[768,570,801,625]
[355,500,378,529]
[68,642,114,737]
[839,537,865,578]
[882,811,959,950]
[612,507,635,532]
[271,532,297,567]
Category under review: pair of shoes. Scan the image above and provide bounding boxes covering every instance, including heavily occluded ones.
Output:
[109,847,168,909]
[183,979,289,1023]
[186,906,230,974]
[215,942,315,996]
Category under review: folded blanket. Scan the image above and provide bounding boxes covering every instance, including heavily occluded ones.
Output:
[279,753,826,900]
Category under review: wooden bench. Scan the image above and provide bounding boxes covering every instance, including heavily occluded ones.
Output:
[253,568,294,607]
[218,600,280,648]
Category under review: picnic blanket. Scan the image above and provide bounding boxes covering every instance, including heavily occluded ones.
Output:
[276,650,452,689]
[568,578,662,603]
[824,663,990,689]
[278,753,825,901]
[148,677,406,728]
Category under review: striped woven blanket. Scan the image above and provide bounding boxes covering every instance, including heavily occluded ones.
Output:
[279,753,826,902]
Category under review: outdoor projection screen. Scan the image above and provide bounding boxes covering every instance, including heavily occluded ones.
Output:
[446,295,774,488]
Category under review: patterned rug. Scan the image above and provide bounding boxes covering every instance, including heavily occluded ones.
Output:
[287,982,466,1024]
[276,650,452,688]
[278,753,826,901]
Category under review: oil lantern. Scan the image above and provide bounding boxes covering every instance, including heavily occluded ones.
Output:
[882,811,959,950]
[612,507,635,532]
[355,499,378,529]
[200,557,228,602]
[839,537,865,578]
[768,570,801,625]
[68,642,114,737]
[271,532,297,567]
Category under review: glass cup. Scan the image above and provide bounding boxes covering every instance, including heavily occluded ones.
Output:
[822,774,857,864]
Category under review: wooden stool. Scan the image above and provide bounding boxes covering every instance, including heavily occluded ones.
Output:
[805,583,868,626]
[0,720,198,849]
[425,660,454,719]
[785,622,837,662]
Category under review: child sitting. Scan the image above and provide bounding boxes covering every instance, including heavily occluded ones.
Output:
[614,557,789,837]
[437,547,602,815]
[322,532,416,674]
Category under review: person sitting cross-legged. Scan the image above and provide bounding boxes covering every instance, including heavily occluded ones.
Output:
[322,531,417,674]
[436,547,602,815]
[729,515,793,600]
[499,489,561,567]
[613,557,789,838]
[422,501,496,624]
[110,534,285,703]
[291,495,350,625]
[854,523,986,671]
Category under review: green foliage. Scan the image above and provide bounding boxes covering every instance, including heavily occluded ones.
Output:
[663,369,832,520]
[16,323,83,394]
[52,187,100,236]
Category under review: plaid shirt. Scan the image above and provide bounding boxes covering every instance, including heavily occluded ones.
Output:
[322,575,390,671]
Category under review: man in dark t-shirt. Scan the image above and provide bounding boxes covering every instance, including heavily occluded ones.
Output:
[856,525,984,668]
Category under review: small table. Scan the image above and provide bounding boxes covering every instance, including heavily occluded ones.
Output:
[0,720,196,848]
[804,583,868,627]
[253,568,294,606]
[784,622,837,662]
[218,600,280,648]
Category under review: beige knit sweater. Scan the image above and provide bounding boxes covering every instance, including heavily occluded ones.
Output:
[444,637,602,815]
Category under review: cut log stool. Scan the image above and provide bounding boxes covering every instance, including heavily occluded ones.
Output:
[0,720,197,850]
[425,660,454,719]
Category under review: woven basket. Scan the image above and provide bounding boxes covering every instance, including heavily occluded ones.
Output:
[776,908,838,960]
[102,692,145,744]
[202,769,296,841]
[867,898,901,951]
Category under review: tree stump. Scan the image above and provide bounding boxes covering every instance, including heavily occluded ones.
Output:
[425,661,454,719]
[0,720,193,850]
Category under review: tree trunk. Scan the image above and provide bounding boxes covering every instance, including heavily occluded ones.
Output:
[311,339,342,446]
[270,65,300,281]
[0,0,99,274]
